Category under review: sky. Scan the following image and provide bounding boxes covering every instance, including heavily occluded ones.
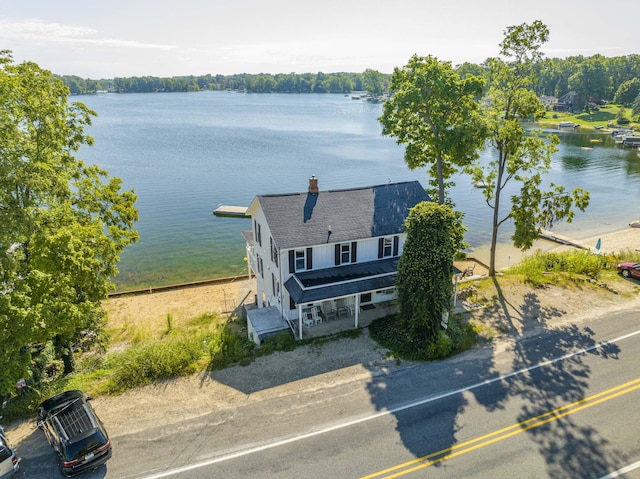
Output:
[1,0,639,79]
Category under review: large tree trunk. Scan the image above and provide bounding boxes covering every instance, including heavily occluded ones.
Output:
[55,336,76,375]
[489,150,507,276]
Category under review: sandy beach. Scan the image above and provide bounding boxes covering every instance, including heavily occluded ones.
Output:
[550,226,640,254]
[468,225,640,271]
[103,225,640,338]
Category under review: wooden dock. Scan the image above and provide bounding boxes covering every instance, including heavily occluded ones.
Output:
[539,229,589,249]
[213,205,250,218]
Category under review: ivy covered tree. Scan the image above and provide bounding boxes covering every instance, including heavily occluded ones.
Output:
[396,202,456,354]
[468,22,590,276]
[0,51,139,396]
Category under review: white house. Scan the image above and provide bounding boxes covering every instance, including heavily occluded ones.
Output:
[539,95,558,109]
[243,176,431,344]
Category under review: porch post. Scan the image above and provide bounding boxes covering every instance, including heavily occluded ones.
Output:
[354,294,360,328]
[246,246,252,280]
[298,304,303,340]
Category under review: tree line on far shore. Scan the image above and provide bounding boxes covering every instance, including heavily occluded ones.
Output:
[58,54,640,112]
[58,71,378,95]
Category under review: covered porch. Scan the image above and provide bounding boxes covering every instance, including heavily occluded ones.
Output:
[284,258,399,340]
[244,298,398,344]
[290,299,397,338]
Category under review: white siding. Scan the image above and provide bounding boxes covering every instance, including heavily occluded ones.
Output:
[249,198,407,321]
[250,204,281,310]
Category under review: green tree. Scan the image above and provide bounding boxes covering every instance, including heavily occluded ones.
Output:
[397,202,456,351]
[614,78,640,106]
[362,68,385,97]
[633,91,640,119]
[380,54,486,204]
[0,51,139,395]
[568,54,611,108]
[469,22,590,276]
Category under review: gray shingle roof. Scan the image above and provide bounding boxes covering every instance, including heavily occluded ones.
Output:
[284,258,398,304]
[257,180,429,250]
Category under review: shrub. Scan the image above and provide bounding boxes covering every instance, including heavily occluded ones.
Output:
[369,313,476,361]
[105,332,206,393]
[426,330,453,360]
[0,384,59,421]
[207,324,255,368]
[512,249,605,284]
[259,331,296,354]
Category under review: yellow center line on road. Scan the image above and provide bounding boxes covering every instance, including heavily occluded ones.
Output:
[361,378,640,479]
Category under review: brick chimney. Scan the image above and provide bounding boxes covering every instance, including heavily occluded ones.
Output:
[308,175,319,194]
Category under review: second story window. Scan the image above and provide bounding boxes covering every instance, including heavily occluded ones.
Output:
[340,243,351,264]
[383,237,393,257]
[335,242,357,265]
[378,236,399,258]
[295,249,306,271]
[289,248,313,273]
[254,220,262,247]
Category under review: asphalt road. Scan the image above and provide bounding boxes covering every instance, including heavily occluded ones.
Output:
[16,307,640,479]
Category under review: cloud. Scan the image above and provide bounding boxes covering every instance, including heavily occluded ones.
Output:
[0,18,175,50]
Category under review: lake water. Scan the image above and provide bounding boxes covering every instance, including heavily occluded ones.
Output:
[77,92,640,290]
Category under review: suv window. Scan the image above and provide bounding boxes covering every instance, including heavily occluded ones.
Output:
[0,445,10,462]
[65,430,108,461]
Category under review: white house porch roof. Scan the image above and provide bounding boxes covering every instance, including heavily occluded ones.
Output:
[284,258,398,304]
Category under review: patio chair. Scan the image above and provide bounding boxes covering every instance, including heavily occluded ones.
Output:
[337,299,352,317]
[311,306,322,324]
[464,264,475,277]
[302,311,314,328]
[325,308,337,321]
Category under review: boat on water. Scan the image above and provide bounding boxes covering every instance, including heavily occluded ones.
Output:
[622,136,640,148]
[558,121,576,128]
[611,128,634,138]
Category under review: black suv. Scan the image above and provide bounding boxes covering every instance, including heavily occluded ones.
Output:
[38,390,112,477]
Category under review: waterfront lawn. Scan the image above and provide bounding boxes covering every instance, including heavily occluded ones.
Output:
[541,104,639,130]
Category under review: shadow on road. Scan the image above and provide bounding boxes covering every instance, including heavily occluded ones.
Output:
[363,276,626,477]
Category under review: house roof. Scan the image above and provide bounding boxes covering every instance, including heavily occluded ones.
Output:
[254,180,430,250]
[284,258,398,304]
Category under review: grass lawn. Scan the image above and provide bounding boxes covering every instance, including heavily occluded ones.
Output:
[540,104,639,130]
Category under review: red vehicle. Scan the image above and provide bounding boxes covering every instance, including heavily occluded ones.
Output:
[617,262,640,279]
